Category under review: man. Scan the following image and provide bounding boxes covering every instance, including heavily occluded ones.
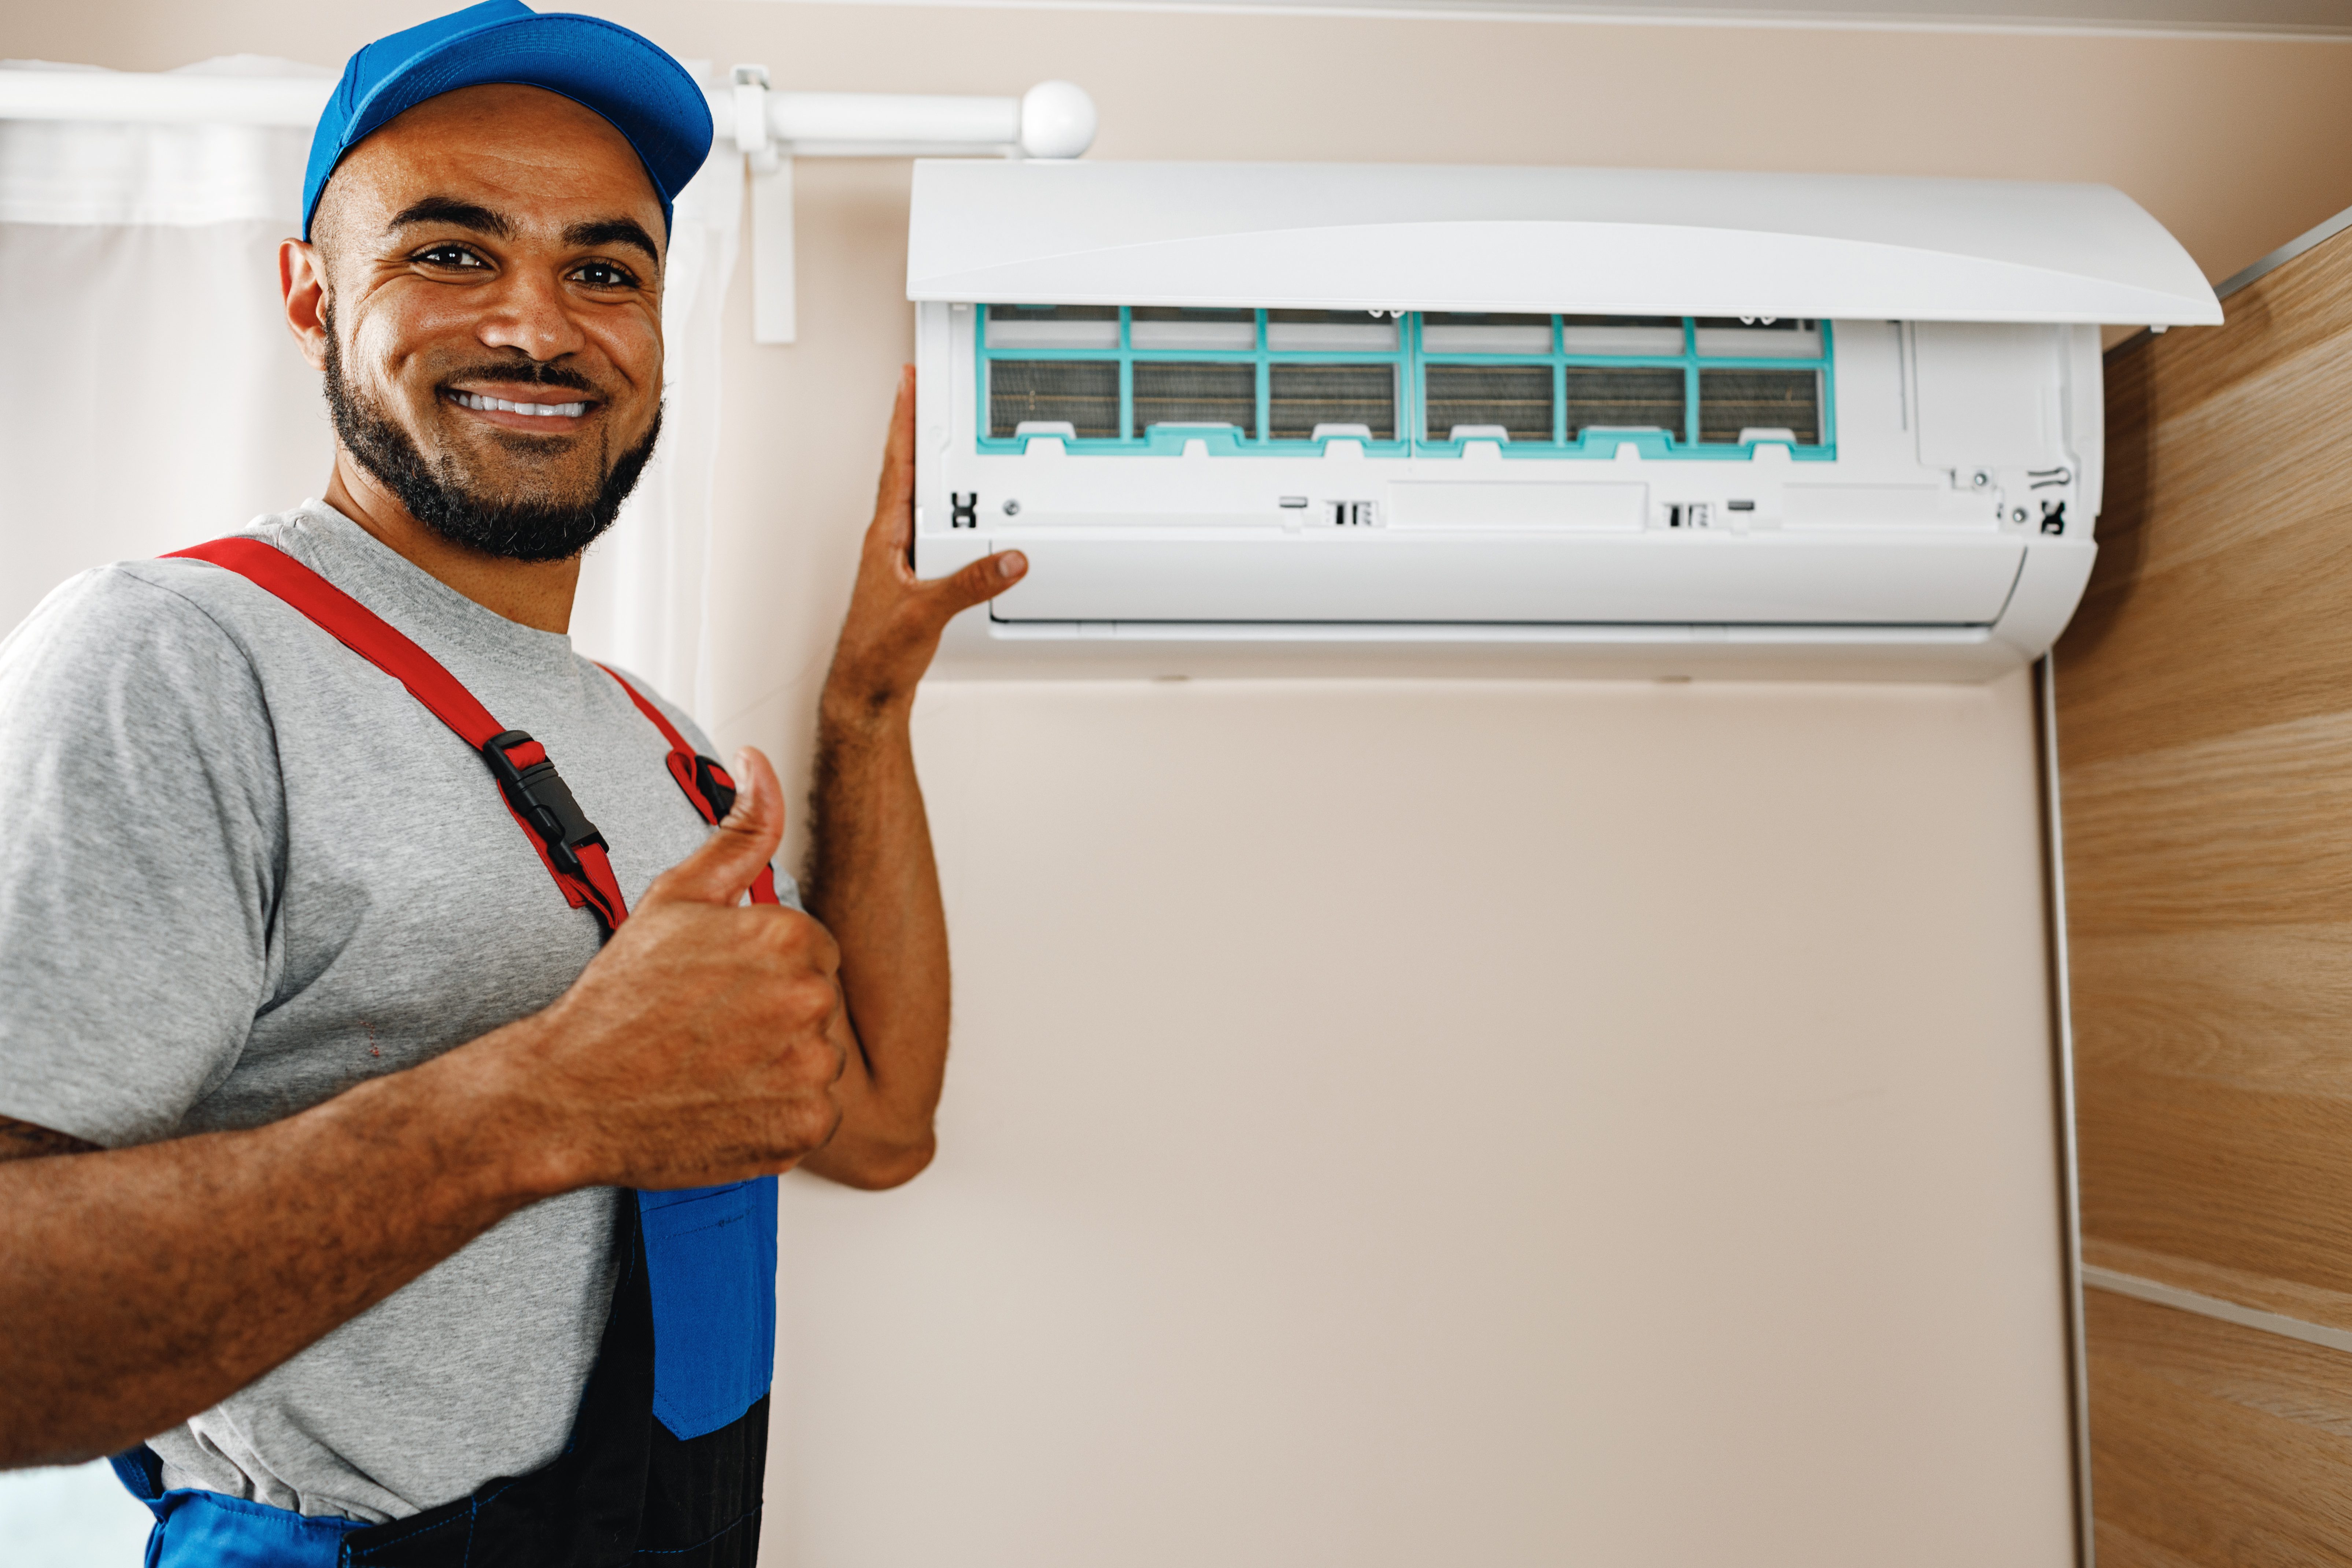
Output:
[0,4,1023,1562]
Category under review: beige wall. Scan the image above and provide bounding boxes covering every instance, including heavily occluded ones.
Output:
[801,672,2075,1567]
[18,3,2352,1561]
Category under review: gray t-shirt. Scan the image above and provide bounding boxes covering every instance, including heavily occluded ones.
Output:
[0,502,798,1524]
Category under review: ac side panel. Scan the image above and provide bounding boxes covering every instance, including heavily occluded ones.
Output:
[914,299,961,551]
[2065,323,2106,525]
[1914,323,2070,473]
[1989,539,2098,665]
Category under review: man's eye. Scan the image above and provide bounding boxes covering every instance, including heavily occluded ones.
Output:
[417,244,488,269]
[573,261,639,289]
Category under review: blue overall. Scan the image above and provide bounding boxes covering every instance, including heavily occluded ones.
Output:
[113,539,781,1565]
[114,1180,778,1567]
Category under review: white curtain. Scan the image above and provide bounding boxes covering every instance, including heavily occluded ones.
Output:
[0,55,743,731]
[0,57,332,636]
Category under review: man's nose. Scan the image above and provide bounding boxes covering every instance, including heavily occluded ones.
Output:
[473,267,587,365]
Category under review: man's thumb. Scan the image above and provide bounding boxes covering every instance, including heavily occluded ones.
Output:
[931,549,1027,618]
[640,747,785,908]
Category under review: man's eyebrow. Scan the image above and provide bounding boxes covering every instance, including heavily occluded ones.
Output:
[562,217,661,267]
[387,196,510,238]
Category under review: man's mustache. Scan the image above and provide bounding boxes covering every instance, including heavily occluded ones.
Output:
[437,360,600,395]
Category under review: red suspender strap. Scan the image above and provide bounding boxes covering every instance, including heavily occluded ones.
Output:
[596,665,781,907]
[165,537,632,933]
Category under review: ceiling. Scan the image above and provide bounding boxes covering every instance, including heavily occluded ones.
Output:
[794,0,2352,35]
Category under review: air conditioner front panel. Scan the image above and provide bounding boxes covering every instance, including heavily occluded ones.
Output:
[979,533,2029,626]
[906,179,2139,679]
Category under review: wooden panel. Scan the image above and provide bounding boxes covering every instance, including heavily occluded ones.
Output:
[2086,1289,2352,1566]
[2062,251,2352,769]
[2066,718,2352,935]
[2056,225,2352,1559]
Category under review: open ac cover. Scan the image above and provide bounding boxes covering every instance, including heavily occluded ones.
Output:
[907,161,2220,680]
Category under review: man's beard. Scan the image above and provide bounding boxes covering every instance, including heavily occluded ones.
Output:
[321,308,661,563]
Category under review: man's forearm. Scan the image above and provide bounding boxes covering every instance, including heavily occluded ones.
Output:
[788,363,1022,1186]
[0,1029,558,1468]
[797,698,953,1187]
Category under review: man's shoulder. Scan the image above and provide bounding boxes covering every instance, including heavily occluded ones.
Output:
[0,514,329,730]
[6,559,236,665]
[4,513,314,664]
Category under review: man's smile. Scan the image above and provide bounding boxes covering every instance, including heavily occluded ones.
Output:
[442,385,598,431]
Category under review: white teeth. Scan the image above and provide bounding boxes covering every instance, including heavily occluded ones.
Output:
[453,391,588,417]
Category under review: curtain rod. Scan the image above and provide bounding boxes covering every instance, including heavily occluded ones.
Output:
[0,70,329,126]
[0,67,1099,160]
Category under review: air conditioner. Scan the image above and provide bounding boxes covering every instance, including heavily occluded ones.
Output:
[907,161,2219,680]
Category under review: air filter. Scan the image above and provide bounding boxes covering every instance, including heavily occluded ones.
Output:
[1564,367,1685,439]
[1134,361,1257,437]
[989,360,1120,439]
[1270,363,1396,440]
[1699,369,1821,444]
[1423,364,1552,441]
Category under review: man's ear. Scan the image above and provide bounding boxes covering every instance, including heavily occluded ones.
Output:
[281,238,330,372]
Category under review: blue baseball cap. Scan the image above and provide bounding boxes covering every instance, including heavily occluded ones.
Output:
[302,0,713,241]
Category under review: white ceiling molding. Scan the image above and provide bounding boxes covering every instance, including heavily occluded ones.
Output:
[739,0,2352,42]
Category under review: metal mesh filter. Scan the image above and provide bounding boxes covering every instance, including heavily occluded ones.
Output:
[1270,363,1395,440]
[1423,364,1553,441]
[1698,369,1821,444]
[988,360,1120,439]
[1563,367,1686,439]
[1133,361,1257,436]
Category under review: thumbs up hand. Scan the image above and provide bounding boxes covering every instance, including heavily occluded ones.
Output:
[637,744,794,910]
[498,747,854,1194]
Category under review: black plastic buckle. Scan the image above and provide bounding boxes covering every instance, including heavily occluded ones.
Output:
[482,729,606,877]
[691,754,738,822]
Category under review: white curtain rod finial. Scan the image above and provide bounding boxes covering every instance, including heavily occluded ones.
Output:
[1020,81,1097,161]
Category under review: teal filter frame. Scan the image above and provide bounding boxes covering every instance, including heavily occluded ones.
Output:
[975,306,1837,461]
